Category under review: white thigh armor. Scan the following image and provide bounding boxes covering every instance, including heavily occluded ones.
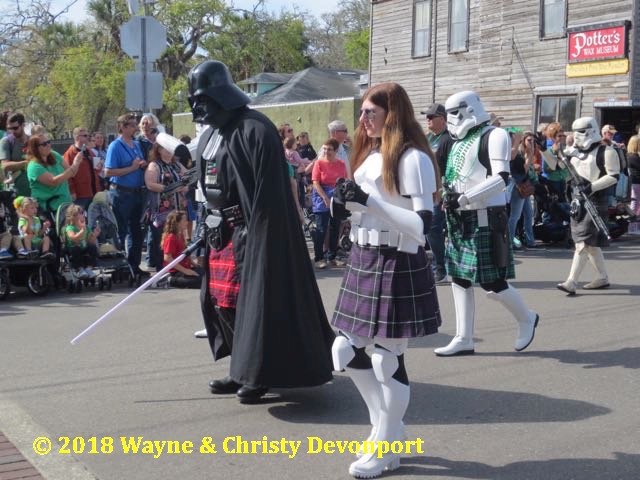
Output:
[348,148,436,254]
[449,126,510,210]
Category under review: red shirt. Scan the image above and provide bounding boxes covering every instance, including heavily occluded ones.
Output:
[312,158,347,187]
[64,145,102,200]
[162,233,191,272]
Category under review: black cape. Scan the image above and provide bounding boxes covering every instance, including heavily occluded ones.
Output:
[199,108,335,388]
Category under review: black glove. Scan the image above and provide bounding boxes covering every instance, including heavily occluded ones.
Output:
[534,132,547,152]
[330,197,351,220]
[578,180,592,197]
[335,178,369,206]
[442,191,461,211]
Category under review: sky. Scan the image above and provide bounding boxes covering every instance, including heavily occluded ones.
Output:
[49,0,342,24]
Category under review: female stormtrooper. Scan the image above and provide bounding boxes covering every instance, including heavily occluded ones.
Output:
[434,91,539,357]
[557,117,620,294]
[330,82,441,478]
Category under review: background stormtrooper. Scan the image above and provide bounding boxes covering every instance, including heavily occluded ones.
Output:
[434,91,539,357]
[557,117,620,295]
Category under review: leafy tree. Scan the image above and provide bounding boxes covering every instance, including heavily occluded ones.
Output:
[202,8,311,81]
[305,0,369,70]
[34,46,131,135]
[345,28,369,70]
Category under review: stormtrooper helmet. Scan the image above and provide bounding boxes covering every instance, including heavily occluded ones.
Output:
[445,91,491,140]
[572,117,602,151]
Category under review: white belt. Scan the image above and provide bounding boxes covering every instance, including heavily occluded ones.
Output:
[350,227,420,254]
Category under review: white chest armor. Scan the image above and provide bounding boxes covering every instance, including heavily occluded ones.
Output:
[571,150,601,183]
[348,150,428,253]
[449,127,508,209]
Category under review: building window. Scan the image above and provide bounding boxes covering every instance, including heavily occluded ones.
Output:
[413,0,432,57]
[541,0,566,38]
[449,0,469,52]
[537,95,577,131]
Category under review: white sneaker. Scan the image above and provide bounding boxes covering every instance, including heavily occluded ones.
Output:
[194,328,208,338]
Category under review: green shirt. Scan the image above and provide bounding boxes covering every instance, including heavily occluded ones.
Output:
[65,224,91,249]
[27,152,73,212]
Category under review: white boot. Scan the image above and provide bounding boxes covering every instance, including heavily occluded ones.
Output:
[583,247,610,289]
[434,283,475,356]
[487,285,539,351]
[349,377,409,478]
[345,367,382,456]
[557,249,588,295]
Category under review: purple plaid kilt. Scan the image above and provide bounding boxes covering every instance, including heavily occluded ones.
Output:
[445,207,515,283]
[331,244,441,339]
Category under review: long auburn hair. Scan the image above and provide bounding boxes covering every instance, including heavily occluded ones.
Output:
[26,135,56,166]
[161,210,186,245]
[351,82,440,194]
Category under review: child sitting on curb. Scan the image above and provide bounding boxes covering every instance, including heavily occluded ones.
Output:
[161,210,201,288]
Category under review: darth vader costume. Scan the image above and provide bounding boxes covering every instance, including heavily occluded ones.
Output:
[189,60,334,402]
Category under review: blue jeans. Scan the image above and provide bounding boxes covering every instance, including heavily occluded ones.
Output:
[312,211,339,262]
[109,189,144,270]
[509,182,535,246]
[426,202,446,274]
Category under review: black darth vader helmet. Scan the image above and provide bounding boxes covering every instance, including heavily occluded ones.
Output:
[188,60,250,111]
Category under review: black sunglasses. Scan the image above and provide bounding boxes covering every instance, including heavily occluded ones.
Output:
[7,125,20,131]
[38,140,52,147]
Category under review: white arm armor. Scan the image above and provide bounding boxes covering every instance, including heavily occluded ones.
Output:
[590,147,620,192]
[458,128,510,208]
[399,149,436,212]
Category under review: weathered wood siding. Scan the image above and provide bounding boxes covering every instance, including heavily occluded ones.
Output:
[370,0,635,129]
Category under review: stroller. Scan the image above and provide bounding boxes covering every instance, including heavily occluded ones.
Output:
[86,192,133,288]
[56,197,125,293]
[0,191,57,299]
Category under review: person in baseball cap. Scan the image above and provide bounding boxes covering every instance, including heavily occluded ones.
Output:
[489,112,504,127]
[421,103,446,118]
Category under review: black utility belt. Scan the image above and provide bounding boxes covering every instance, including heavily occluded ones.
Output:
[111,184,145,193]
[206,205,245,228]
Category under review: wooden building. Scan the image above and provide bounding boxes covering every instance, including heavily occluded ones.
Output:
[369,0,640,139]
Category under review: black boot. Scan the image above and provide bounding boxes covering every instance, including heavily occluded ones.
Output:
[236,385,269,403]
[209,376,242,394]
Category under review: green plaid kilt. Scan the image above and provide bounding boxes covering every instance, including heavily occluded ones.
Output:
[445,207,515,283]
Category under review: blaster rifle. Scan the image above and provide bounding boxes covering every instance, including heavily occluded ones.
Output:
[163,167,199,195]
[557,153,611,240]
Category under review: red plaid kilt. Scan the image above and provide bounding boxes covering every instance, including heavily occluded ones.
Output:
[208,242,240,308]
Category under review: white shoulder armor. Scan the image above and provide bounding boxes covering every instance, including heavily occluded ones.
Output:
[487,127,511,175]
[398,148,436,212]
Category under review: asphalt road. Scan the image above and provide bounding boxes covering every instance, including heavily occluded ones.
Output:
[1,235,639,480]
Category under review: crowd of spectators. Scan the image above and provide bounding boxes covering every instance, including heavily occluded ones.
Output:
[1,108,357,296]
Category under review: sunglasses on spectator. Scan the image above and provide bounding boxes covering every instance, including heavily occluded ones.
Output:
[7,125,20,131]
[38,140,52,147]
[78,133,89,137]
[323,147,335,151]
[426,115,443,120]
